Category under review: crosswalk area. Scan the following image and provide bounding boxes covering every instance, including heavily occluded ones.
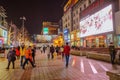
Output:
[0,50,119,80]
[70,56,110,74]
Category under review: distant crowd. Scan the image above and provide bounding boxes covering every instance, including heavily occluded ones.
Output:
[0,42,71,69]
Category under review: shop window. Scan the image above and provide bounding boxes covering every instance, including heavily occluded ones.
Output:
[99,38,105,47]
[92,39,96,47]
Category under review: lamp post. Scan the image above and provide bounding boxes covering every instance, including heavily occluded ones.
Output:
[20,16,26,43]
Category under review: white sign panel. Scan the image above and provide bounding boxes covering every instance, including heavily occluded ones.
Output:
[80,4,113,37]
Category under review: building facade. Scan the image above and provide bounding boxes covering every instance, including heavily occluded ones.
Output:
[62,0,79,43]
[0,6,8,47]
[42,21,59,35]
[62,0,120,47]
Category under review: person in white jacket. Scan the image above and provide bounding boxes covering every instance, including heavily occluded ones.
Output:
[46,45,50,59]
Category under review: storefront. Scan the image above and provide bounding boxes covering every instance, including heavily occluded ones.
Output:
[53,34,64,47]
[81,34,113,47]
[70,30,80,47]
[80,4,114,48]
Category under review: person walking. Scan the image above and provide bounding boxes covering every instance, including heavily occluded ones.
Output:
[22,46,36,69]
[6,47,16,69]
[55,46,59,55]
[64,42,70,68]
[40,46,43,53]
[16,46,20,59]
[50,45,55,59]
[31,46,36,64]
[46,45,50,59]
[109,42,116,64]
[20,43,26,67]
[43,46,46,53]
[60,46,64,59]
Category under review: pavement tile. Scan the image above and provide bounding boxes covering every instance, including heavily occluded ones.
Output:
[0,50,120,80]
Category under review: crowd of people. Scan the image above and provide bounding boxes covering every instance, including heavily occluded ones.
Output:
[2,41,120,70]
[3,42,71,70]
[38,42,71,67]
[4,43,36,70]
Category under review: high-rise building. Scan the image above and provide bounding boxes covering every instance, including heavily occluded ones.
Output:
[0,6,8,46]
[42,21,59,35]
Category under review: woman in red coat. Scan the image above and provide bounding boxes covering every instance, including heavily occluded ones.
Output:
[16,46,20,59]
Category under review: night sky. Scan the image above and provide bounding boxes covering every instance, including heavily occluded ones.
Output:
[0,0,68,35]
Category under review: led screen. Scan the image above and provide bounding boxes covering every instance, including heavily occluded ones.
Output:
[80,4,113,37]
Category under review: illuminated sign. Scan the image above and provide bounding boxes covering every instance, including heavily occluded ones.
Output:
[64,29,70,42]
[43,27,48,35]
[64,0,78,12]
[80,4,113,37]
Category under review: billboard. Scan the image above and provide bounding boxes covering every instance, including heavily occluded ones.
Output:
[36,35,57,43]
[80,4,113,37]
[64,29,70,42]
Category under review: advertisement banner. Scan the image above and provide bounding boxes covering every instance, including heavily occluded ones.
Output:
[80,4,113,37]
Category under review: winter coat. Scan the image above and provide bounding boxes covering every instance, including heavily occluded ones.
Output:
[32,49,36,57]
[7,50,16,61]
[50,46,54,53]
[109,45,116,54]
[25,49,32,60]
[64,45,70,55]
[20,47,26,56]
[16,49,20,56]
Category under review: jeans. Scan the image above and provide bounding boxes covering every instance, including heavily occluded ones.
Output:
[7,60,15,69]
[22,58,35,69]
[110,52,115,64]
[20,56,25,66]
[65,55,70,67]
[32,56,35,64]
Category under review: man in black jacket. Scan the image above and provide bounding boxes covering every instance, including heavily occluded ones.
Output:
[109,42,116,64]
[50,45,54,59]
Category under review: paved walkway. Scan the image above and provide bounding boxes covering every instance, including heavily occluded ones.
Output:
[0,50,120,80]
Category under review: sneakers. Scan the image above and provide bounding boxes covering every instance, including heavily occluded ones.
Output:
[6,67,9,69]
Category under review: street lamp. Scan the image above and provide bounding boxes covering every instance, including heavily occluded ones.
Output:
[20,16,26,43]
